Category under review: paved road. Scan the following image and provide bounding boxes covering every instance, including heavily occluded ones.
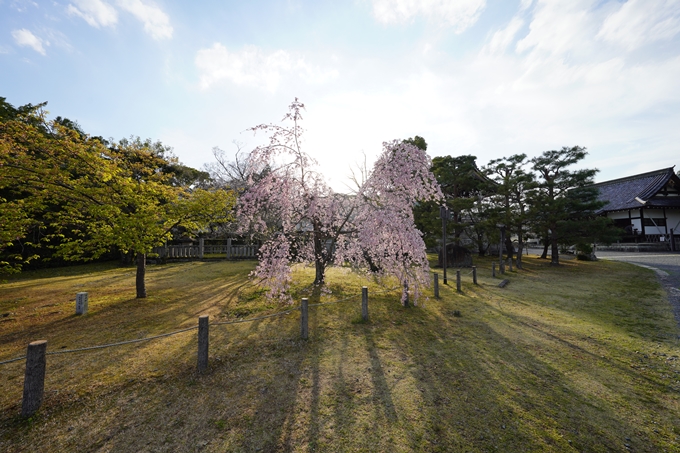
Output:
[596,250,680,284]
[596,250,680,328]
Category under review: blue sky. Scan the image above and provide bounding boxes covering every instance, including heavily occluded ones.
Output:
[2,0,680,190]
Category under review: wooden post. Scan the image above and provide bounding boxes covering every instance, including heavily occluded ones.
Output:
[227,238,232,260]
[199,238,204,260]
[433,274,439,299]
[362,287,369,321]
[508,257,513,272]
[301,298,309,339]
[456,270,461,293]
[197,316,209,373]
[472,266,477,285]
[671,228,676,252]
[22,340,47,417]
[75,292,88,315]
[492,262,496,278]
[500,260,505,274]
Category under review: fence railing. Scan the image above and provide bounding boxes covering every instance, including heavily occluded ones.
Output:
[3,285,409,417]
[2,266,500,418]
[152,238,259,260]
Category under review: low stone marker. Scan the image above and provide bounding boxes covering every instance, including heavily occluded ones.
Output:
[75,292,88,315]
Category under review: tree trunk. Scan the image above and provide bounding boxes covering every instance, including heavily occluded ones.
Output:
[312,222,326,285]
[136,252,147,298]
[540,239,549,259]
[314,259,325,285]
[516,241,524,269]
[477,231,486,256]
[402,281,409,307]
[505,236,514,262]
[550,231,560,266]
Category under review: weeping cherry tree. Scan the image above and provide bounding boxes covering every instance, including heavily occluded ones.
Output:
[237,99,442,305]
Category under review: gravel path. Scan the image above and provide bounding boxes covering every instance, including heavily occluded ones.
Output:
[596,251,680,331]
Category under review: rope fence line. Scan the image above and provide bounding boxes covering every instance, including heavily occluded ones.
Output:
[211,308,298,326]
[308,295,358,307]
[0,285,402,367]
[0,356,27,366]
[0,326,199,366]
[0,310,297,366]
[4,282,434,417]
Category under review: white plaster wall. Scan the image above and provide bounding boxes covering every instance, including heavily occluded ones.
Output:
[667,210,680,233]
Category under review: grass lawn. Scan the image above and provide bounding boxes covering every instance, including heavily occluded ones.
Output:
[0,255,679,452]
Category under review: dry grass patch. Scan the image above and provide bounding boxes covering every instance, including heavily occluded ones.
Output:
[1,256,679,452]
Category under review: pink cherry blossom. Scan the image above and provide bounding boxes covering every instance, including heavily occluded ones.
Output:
[238,99,442,305]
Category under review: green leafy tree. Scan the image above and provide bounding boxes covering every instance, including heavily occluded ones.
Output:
[528,146,605,266]
[413,152,495,253]
[484,154,534,268]
[433,155,494,248]
[406,137,442,249]
[1,99,235,296]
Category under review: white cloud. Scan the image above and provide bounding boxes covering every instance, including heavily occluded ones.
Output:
[67,0,118,28]
[11,28,47,55]
[519,0,534,11]
[516,0,599,57]
[195,44,338,92]
[116,0,173,40]
[302,0,680,185]
[597,0,680,50]
[371,0,486,32]
[10,0,38,13]
[485,16,524,54]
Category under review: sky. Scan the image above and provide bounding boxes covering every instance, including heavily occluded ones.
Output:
[2,0,680,191]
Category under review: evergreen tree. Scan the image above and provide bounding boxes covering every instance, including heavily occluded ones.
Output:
[528,146,610,266]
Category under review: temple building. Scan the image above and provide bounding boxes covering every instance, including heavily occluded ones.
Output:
[591,167,680,246]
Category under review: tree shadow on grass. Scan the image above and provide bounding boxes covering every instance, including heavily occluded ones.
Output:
[384,300,676,452]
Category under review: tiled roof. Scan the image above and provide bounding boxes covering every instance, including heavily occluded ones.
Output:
[590,167,680,213]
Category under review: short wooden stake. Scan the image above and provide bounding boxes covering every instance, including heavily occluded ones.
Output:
[508,258,513,272]
[433,274,440,299]
[22,340,47,417]
[361,287,369,321]
[472,266,477,285]
[456,270,461,293]
[301,298,309,339]
[492,262,496,278]
[500,260,505,274]
[75,292,88,315]
[197,315,209,373]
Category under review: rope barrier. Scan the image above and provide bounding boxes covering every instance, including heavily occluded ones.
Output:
[0,285,402,366]
[211,309,297,326]
[308,294,358,307]
[0,356,26,365]
[0,326,199,365]
[45,326,198,356]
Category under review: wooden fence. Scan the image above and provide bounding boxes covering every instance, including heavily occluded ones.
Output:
[4,268,496,417]
[152,238,258,260]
